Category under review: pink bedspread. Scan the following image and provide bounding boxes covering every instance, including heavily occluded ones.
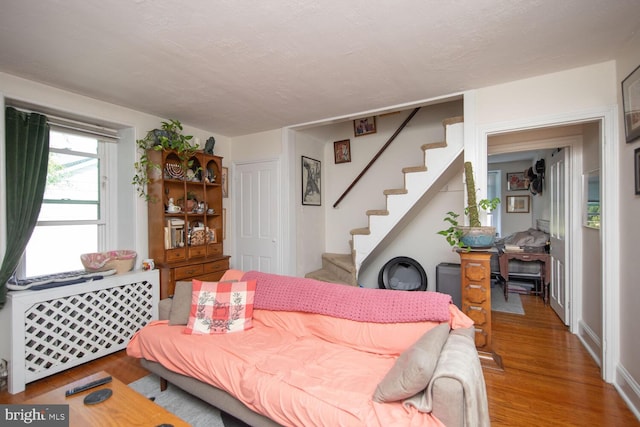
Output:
[242,271,452,323]
[128,310,457,427]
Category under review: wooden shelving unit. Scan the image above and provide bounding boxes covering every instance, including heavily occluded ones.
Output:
[147,149,229,298]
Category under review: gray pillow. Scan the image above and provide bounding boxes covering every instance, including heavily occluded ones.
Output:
[168,281,193,325]
[373,322,450,402]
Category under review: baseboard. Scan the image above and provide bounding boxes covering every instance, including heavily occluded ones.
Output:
[578,320,602,368]
[615,364,640,421]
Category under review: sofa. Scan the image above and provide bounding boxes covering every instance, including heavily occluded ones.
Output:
[127,270,489,427]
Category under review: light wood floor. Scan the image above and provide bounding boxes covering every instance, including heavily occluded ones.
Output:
[1,294,638,426]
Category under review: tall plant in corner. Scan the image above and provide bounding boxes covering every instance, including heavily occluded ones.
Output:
[439,161,500,249]
[133,119,198,201]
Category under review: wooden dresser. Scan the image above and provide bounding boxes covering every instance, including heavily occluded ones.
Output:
[458,250,502,369]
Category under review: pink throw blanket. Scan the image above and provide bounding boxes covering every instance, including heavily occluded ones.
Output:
[241,271,452,323]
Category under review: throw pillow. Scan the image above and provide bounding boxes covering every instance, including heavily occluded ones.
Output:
[373,322,450,402]
[168,281,193,325]
[184,279,256,335]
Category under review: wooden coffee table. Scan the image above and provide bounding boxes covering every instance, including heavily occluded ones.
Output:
[24,371,189,426]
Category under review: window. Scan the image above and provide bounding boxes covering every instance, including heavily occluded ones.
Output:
[15,120,116,278]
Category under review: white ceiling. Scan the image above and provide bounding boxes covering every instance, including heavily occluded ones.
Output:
[1,1,639,137]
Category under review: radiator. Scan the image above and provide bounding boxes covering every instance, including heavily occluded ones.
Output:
[2,270,159,394]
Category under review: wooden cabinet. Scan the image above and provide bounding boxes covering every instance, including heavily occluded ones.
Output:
[459,251,493,351]
[147,149,229,298]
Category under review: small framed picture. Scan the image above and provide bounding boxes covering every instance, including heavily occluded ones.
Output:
[353,116,376,137]
[301,156,321,206]
[333,139,351,164]
[507,172,529,191]
[221,167,228,198]
[635,147,640,195]
[622,64,640,143]
[506,195,530,213]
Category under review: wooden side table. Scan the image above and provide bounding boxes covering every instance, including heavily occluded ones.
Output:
[458,250,503,370]
[498,251,550,303]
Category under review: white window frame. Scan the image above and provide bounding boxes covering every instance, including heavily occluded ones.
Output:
[14,128,116,278]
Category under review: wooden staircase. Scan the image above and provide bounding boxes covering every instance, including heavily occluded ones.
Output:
[305,116,464,286]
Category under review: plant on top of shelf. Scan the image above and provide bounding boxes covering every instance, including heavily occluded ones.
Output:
[133,119,199,201]
[438,161,500,249]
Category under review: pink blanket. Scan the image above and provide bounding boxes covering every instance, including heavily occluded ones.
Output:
[241,271,452,323]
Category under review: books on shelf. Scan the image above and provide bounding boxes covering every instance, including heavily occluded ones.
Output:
[165,219,185,249]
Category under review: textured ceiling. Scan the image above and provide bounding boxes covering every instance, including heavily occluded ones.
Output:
[1,1,639,136]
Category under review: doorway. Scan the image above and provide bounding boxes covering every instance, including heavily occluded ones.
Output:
[484,119,612,380]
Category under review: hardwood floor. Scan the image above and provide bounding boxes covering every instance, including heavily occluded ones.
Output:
[1,294,638,426]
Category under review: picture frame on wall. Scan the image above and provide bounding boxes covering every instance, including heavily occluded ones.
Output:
[301,156,321,206]
[635,147,640,195]
[353,116,376,137]
[333,139,351,164]
[622,64,640,143]
[507,172,529,191]
[221,167,228,198]
[506,195,530,213]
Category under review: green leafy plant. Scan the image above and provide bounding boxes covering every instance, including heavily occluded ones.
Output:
[438,161,500,248]
[132,119,199,201]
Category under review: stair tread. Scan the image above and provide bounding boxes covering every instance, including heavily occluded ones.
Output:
[442,116,464,126]
[383,188,408,195]
[350,227,370,235]
[402,166,428,173]
[322,253,355,272]
[366,209,389,216]
[305,268,355,286]
[421,141,447,151]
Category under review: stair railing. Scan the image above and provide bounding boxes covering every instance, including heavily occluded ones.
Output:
[333,107,421,208]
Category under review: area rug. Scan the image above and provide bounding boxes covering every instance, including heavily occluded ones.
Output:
[491,289,525,315]
[129,374,225,427]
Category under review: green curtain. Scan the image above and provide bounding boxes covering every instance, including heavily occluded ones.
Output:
[0,107,49,308]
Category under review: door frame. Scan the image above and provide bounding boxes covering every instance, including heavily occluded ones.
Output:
[468,101,620,383]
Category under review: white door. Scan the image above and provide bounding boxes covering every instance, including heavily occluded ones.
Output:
[235,160,280,272]
[549,148,569,323]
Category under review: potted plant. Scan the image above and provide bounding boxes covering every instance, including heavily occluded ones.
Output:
[438,161,500,249]
[132,119,199,201]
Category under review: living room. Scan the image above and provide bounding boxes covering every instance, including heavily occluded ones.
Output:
[1,2,640,424]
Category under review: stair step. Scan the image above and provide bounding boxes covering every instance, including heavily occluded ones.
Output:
[402,166,427,173]
[366,209,388,216]
[442,115,464,127]
[322,253,355,273]
[421,141,448,151]
[305,268,354,286]
[383,188,408,195]
[350,227,370,235]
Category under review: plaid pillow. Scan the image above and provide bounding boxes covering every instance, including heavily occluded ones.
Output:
[184,279,257,335]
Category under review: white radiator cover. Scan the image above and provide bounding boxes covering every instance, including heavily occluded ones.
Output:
[2,270,159,394]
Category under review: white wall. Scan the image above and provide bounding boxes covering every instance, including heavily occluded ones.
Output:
[226,129,282,268]
[491,160,535,236]
[0,71,230,267]
[615,31,640,415]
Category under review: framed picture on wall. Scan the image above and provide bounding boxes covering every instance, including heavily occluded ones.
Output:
[507,172,529,191]
[333,139,351,164]
[301,156,321,205]
[506,195,530,213]
[353,116,376,137]
[622,64,640,143]
[221,167,229,198]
